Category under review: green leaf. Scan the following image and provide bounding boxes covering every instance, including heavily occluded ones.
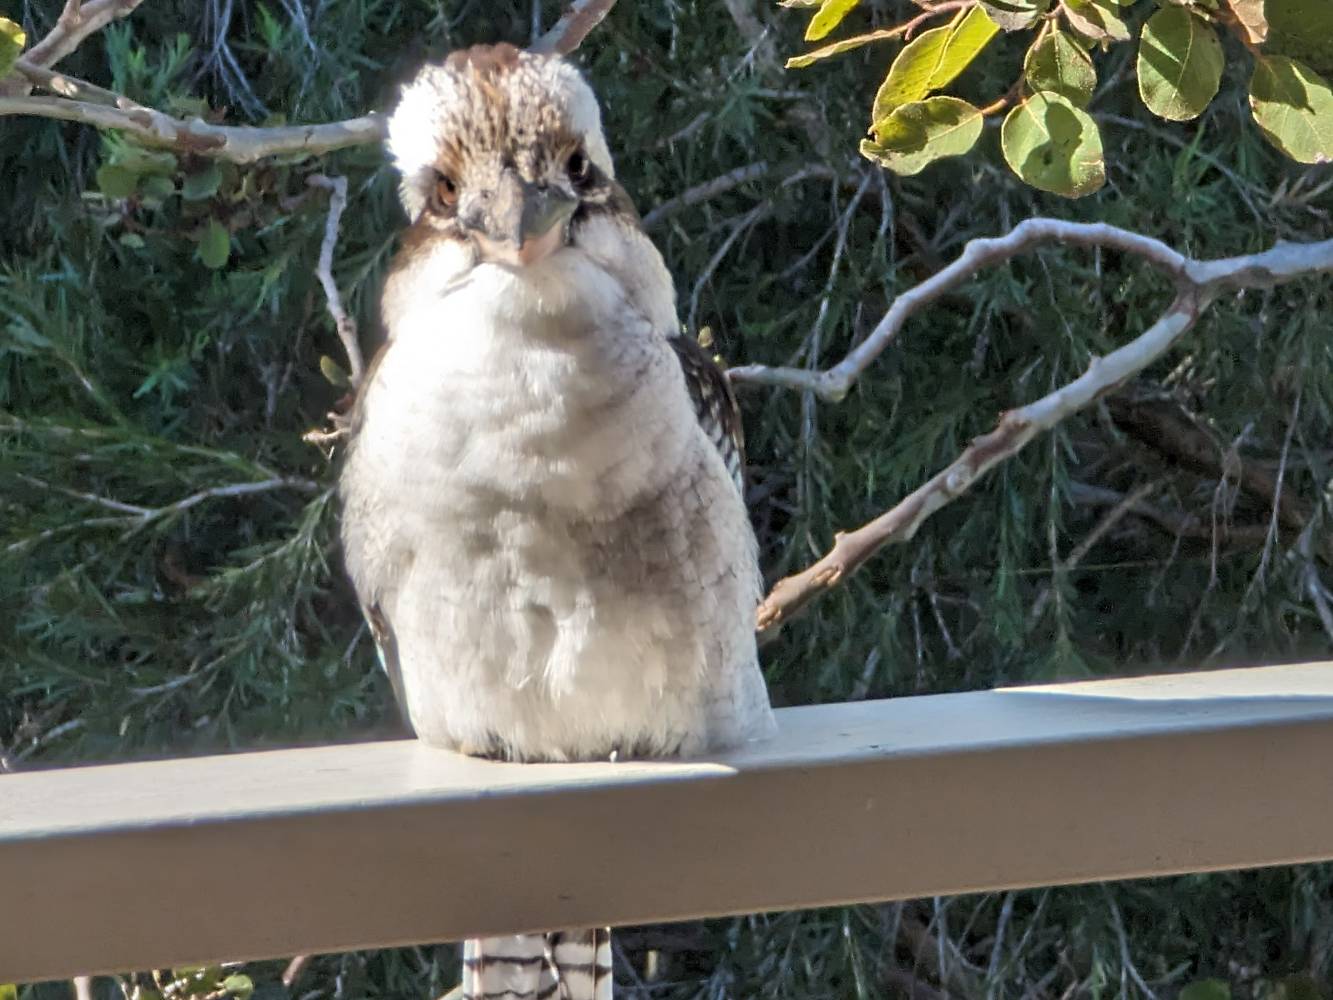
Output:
[979,0,1050,30]
[1249,54,1333,162]
[181,162,223,201]
[97,164,139,200]
[140,174,176,201]
[1224,0,1268,44]
[806,0,860,40]
[0,983,18,1000]
[198,218,231,269]
[862,96,985,174]
[0,17,24,80]
[320,355,351,387]
[872,7,1000,119]
[1267,0,1333,76]
[222,975,254,1000]
[1061,0,1131,41]
[1179,980,1231,1000]
[1138,6,1224,121]
[1024,26,1097,105]
[118,232,146,249]
[110,145,179,176]
[1001,91,1105,196]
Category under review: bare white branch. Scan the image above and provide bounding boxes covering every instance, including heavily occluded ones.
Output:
[0,94,387,163]
[754,223,1333,632]
[530,0,620,55]
[1,0,147,97]
[307,174,365,390]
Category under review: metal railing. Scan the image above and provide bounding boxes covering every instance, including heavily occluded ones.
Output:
[5,662,1333,982]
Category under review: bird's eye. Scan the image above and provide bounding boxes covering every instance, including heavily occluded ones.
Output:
[567,149,592,189]
[429,173,459,214]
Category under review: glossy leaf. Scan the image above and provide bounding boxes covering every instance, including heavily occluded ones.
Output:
[1062,0,1131,42]
[1138,6,1224,121]
[222,975,254,1000]
[198,218,231,269]
[979,0,1050,30]
[0,17,24,80]
[0,984,17,1000]
[1024,26,1097,106]
[806,0,860,40]
[1001,91,1105,196]
[862,96,984,174]
[1249,54,1333,163]
[873,7,1000,120]
[1224,0,1268,43]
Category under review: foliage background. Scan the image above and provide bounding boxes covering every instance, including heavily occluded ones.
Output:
[2,0,1332,997]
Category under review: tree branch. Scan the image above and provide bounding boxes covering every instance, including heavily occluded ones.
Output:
[530,0,620,55]
[306,174,365,390]
[1,0,147,97]
[0,94,387,163]
[753,225,1333,633]
[1,1,618,160]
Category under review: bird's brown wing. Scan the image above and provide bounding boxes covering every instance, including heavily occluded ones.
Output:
[669,332,746,495]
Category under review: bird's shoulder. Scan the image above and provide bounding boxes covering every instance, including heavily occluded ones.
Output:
[668,331,746,494]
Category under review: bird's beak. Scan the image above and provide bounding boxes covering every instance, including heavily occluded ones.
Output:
[467,170,578,268]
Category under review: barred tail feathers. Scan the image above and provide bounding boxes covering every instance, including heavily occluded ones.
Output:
[462,929,612,999]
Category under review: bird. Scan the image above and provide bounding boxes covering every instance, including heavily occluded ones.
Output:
[338,42,775,1000]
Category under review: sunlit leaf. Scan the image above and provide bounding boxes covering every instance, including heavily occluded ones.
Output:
[0,17,23,81]
[872,7,1000,119]
[1138,6,1224,121]
[0,983,18,1000]
[1024,26,1097,106]
[320,355,351,387]
[222,975,254,1000]
[806,0,860,40]
[1061,0,1131,42]
[862,96,984,174]
[198,218,231,269]
[1249,54,1333,162]
[1001,90,1105,196]
[1224,0,1267,43]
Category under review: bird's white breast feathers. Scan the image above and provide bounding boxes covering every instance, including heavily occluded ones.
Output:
[341,223,774,761]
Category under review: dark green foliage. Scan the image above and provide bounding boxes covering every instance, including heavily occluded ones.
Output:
[3,1,1332,998]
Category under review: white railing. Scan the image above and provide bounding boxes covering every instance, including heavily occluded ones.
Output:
[4,661,1333,982]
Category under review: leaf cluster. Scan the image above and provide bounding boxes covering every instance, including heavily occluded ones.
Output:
[789,0,1333,195]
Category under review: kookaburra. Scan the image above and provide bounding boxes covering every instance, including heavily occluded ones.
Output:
[338,42,775,999]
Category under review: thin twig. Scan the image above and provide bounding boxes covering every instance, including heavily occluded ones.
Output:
[752,223,1333,632]
[641,161,771,230]
[1027,479,1161,627]
[306,174,365,389]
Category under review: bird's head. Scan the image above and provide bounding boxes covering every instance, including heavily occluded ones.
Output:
[387,44,621,269]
